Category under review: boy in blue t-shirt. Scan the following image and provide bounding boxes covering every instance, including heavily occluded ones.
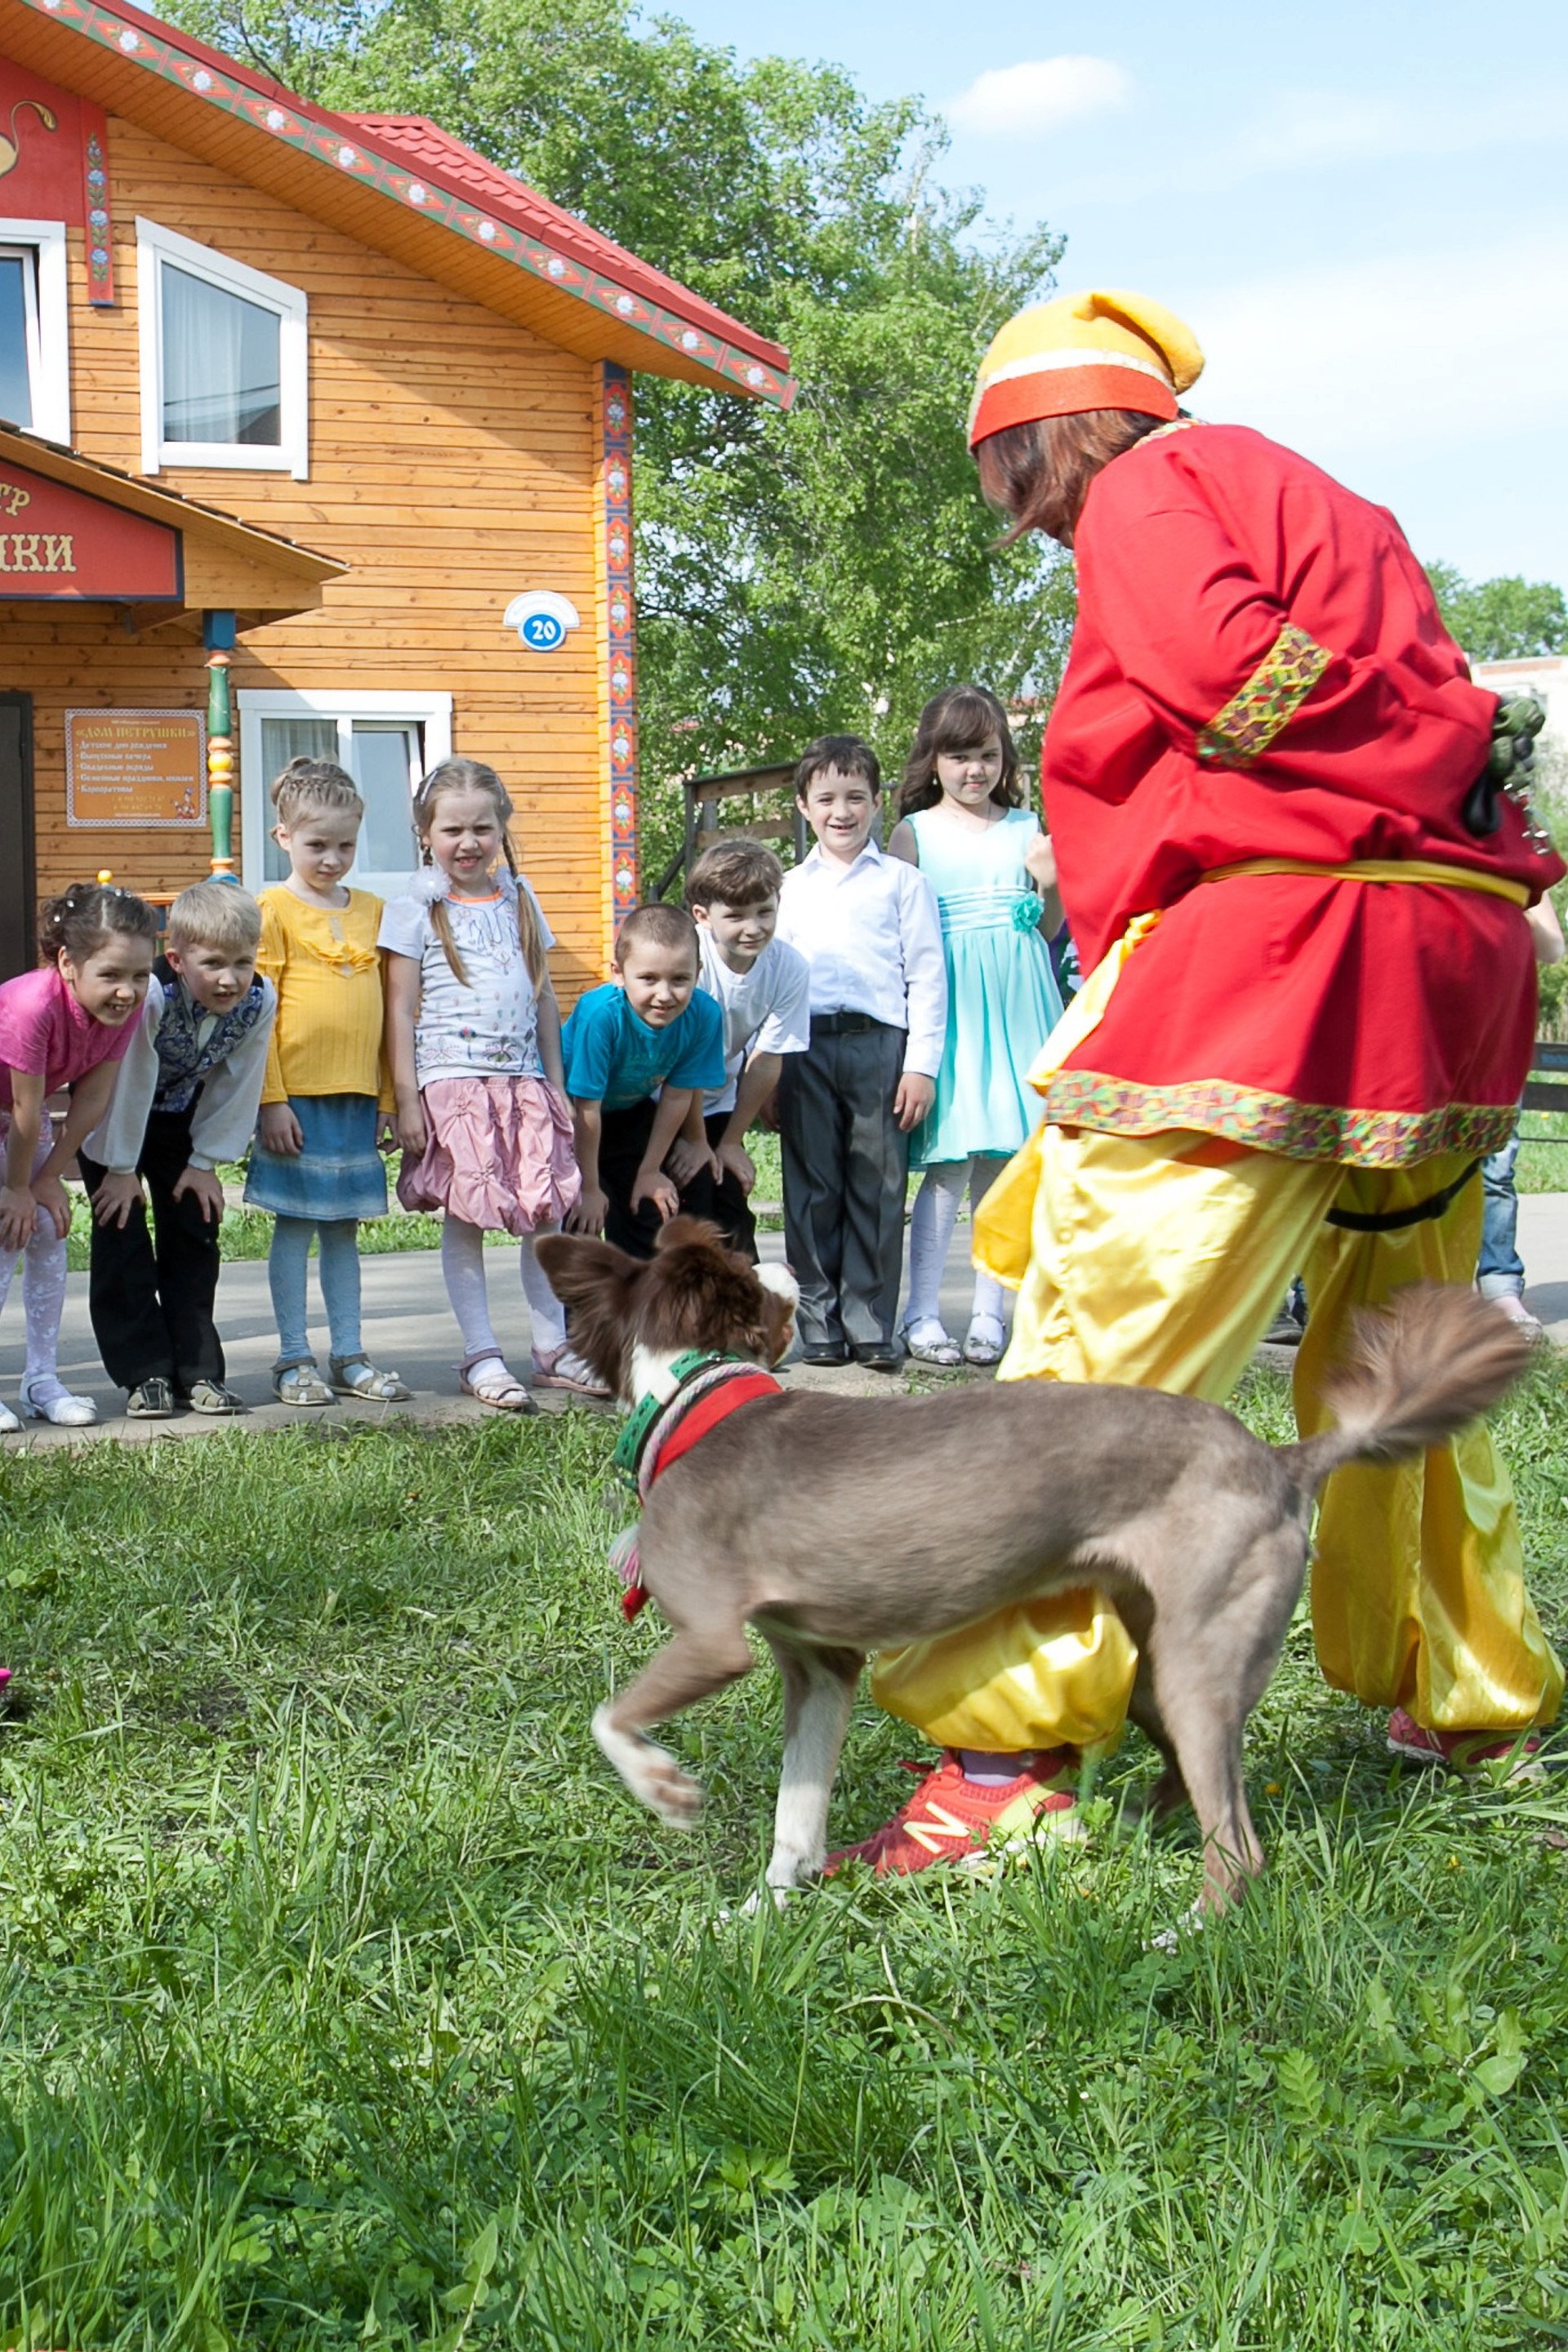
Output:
[562,901,725,1258]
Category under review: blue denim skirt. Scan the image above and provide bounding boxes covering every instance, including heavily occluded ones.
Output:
[244,1092,388,1222]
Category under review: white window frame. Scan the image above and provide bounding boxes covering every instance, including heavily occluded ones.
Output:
[238,689,454,896]
[0,219,70,443]
[136,217,308,479]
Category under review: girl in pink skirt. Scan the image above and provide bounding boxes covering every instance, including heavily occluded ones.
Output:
[381,760,605,1408]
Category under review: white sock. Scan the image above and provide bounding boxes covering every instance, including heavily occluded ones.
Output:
[519,1230,567,1355]
[906,1162,967,1330]
[440,1217,501,1364]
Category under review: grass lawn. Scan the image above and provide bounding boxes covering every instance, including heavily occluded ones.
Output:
[1,1362,1566,2350]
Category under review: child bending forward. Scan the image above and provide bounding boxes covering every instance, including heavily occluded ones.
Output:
[382,757,599,1409]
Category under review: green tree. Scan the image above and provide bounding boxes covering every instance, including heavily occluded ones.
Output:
[170,0,1075,871]
[1424,561,1568,662]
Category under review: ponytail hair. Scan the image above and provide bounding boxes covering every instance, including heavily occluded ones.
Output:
[411,756,549,997]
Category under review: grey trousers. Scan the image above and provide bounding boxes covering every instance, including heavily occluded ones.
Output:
[778,1017,909,1349]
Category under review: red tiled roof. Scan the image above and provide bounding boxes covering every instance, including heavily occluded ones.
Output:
[346,116,788,372]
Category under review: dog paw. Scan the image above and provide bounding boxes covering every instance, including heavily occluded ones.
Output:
[640,1753,704,1826]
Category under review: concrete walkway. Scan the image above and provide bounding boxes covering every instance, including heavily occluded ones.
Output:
[4,1193,1566,1450]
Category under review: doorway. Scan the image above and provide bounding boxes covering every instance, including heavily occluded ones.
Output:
[0,693,37,981]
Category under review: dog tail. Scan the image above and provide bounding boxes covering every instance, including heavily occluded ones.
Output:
[1276,1284,1532,1497]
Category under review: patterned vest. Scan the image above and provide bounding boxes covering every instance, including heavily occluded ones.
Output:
[150,956,268,1116]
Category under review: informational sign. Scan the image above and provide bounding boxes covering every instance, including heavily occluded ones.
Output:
[65,710,207,828]
[503,590,580,652]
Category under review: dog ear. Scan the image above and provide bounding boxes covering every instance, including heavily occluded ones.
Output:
[532,1232,639,1313]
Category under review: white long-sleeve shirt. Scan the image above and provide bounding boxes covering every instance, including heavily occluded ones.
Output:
[84,973,278,1173]
[776,841,947,1078]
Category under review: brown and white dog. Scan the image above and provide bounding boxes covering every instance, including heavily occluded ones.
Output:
[534,1218,1530,1913]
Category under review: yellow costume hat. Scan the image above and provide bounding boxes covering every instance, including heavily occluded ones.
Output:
[968,287,1205,448]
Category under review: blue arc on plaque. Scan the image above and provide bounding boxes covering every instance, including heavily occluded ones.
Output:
[520,610,566,652]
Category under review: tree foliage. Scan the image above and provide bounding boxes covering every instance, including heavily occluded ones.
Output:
[1424,561,1568,663]
[168,0,1075,867]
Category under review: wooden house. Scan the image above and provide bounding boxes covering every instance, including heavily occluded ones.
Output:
[0,0,793,983]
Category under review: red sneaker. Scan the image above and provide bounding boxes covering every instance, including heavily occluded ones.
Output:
[1388,1708,1545,1780]
[825,1749,1080,1878]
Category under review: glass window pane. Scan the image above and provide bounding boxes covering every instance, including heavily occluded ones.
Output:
[350,725,419,877]
[162,263,281,446]
[258,716,338,881]
[0,252,33,428]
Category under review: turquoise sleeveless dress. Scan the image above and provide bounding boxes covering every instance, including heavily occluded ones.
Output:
[907,805,1064,1169]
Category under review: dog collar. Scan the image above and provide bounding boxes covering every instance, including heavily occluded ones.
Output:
[613,1352,781,1496]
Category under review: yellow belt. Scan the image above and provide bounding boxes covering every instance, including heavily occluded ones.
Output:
[1201,857,1529,908]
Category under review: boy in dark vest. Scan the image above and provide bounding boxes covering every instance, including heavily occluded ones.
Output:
[79,880,276,1416]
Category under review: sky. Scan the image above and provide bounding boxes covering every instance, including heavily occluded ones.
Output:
[665,0,1568,586]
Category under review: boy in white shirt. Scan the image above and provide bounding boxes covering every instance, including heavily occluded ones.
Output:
[667,839,811,1263]
[775,733,946,1369]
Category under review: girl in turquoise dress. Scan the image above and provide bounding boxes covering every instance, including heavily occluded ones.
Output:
[888,685,1064,1365]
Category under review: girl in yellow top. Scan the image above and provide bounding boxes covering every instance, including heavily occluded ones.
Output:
[245,758,409,1405]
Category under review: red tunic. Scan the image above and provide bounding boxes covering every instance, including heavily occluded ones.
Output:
[1042,422,1563,1165]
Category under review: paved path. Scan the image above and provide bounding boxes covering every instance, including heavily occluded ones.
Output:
[4,1193,1565,1450]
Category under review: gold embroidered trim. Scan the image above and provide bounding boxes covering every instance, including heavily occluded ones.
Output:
[1040,1070,1518,1169]
[1197,622,1332,768]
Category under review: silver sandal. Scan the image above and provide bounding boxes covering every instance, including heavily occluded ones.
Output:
[961,1316,1007,1369]
[902,1321,962,1368]
[273,1362,333,1407]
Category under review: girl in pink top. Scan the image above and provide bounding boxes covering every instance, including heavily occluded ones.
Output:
[0,883,158,1430]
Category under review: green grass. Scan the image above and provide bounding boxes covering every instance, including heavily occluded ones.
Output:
[1,1365,1566,2349]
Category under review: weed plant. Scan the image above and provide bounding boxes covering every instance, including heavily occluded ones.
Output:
[0,1361,1565,2348]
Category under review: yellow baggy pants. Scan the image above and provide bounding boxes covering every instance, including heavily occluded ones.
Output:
[869,1122,1562,1751]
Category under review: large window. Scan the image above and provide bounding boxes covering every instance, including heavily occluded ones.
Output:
[136,220,307,477]
[238,692,455,900]
[0,220,69,442]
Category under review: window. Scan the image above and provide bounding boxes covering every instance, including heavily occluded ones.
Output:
[238,692,455,900]
[137,220,307,477]
[0,220,69,442]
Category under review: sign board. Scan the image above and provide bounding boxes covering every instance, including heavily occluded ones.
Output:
[0,463,181,600]
[65,710,207,828]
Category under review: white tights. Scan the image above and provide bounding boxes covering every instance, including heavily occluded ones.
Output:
[906,1156,1009,1336]
[0,1218,69,1388]
[439,1217,567,1371]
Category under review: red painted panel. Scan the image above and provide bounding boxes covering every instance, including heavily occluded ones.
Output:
[0,459,181,599]
[0,60,85,223]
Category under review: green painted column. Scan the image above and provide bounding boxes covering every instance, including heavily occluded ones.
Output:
[203,609,237,878]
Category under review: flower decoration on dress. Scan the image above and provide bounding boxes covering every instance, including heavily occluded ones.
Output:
[1011,893,1045,932]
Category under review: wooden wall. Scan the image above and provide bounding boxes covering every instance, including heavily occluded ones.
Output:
[0,108,612,995]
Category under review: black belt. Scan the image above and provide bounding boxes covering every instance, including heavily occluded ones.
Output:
[810,1011,896,1036]
[1323,1157,1483,1233]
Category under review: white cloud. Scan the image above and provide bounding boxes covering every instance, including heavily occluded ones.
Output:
[945,56,1129,140]
[1192,231,1568,469]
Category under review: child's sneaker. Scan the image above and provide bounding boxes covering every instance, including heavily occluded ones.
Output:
[825,1749,1080,1878]
[1387,1707,1545,1780]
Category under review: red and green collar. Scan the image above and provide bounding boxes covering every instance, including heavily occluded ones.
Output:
[613,1350,782,1500]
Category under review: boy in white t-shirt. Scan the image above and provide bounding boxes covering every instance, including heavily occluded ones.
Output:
[666,840,810,1261]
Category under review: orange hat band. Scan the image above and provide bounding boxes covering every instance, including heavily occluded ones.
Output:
[968,356,1178,448]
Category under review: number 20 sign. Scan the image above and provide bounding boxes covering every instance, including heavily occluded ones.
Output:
[503,592,580,653]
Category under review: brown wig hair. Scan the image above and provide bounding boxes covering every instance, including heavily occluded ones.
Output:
[613,900,700,967]
[38,881,159,966]
[270,756,363,828]
[895,684,1022,817]
[975,408,1172,547]
[794,733,880,801]
[685,839,786,912]
[411,756,549,998]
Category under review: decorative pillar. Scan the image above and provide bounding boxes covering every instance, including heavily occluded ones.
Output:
[203,609,237,880]
[600,363,639,944]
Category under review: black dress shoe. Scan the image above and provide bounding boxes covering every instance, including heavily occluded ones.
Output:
[853,1341,905,1374]
[800,1343,849,1365]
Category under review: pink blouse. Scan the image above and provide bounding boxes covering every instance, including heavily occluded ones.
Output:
[0,964,141,1111]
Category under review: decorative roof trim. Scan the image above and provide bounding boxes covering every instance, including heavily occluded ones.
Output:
[17,0,796,409]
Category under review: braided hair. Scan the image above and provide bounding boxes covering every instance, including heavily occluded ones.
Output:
[411,758,548,996]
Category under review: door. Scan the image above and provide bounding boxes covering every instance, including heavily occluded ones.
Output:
[0,693,36,981]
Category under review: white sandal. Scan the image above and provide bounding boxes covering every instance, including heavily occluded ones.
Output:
[531,1345,612,1399]
[20,1376,96,1428]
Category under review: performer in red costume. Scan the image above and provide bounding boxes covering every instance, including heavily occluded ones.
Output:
[840,289,1563,1878]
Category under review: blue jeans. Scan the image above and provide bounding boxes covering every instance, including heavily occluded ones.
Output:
[268,1216,363,1369]
[1477,1129,1524,1298]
